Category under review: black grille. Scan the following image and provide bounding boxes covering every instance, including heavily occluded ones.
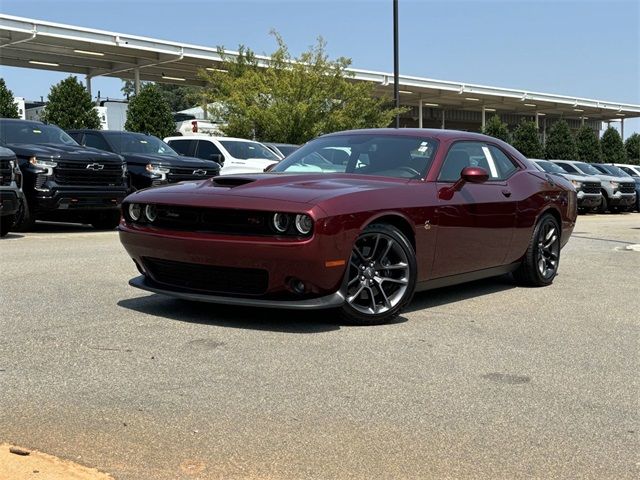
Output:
[0,159,12,186]
[168,167,218,183]
[582,182,600,194]
[147,205,275,236]
[620,183,636,194]
[55,161,125,186]
[143,257,268,295]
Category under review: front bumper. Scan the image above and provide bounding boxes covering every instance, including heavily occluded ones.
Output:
[576,191,601,208]
[119,224,352,300]
[34,188,127,212]
[129,275,345,310]
[608,192,636,207]
[0,189,19,216]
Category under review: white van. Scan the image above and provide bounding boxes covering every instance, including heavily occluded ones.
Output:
[164,136,280,175]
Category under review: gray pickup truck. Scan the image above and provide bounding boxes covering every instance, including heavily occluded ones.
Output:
[531,159,602,212]
[0,146,23,237]
[551,160,636,213]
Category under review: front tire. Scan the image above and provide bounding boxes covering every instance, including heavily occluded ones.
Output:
[91,210,121,230]
[339,224,417,326]
[12,196,35,232]
[513,213,561,287]
[0,214,15,237]
[597,194,608,214]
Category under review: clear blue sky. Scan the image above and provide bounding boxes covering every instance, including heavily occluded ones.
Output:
[1,0,639,137]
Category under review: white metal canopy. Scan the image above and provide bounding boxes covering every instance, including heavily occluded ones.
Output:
[1,13,638,126]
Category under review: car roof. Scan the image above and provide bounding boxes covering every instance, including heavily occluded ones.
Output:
[0,118,44,126]
[322,128,506,143]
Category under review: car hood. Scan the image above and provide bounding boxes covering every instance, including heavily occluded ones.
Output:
[6,143,123,163]
[127,173,410,206]
[585,173,635,184]
[122,153,219,169]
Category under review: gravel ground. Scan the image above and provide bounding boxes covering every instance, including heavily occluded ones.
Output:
[0,214,638,480]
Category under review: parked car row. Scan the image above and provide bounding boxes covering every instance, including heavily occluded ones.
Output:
[0,118,300,235]
[531,158,639,213]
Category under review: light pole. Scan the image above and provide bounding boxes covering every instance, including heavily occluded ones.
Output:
[393,0,400,128]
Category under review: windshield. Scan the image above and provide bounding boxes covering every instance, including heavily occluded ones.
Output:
[105,133,178,156]
[271,134,438,179]
[276,145,299,157]
[575,162,603,176]
[597,164,632,177]
[535,160,566,174]
[0,121,78,146]
[220,140,280,161]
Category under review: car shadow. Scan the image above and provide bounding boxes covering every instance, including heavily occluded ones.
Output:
[31,221,106,233]
[406,275,516,312]
[117,294,408,333]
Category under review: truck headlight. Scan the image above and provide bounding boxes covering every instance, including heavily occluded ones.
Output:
[610,181,620,189]
[571,180,582,188]
[29,156,57,174]
[145,163,169,180]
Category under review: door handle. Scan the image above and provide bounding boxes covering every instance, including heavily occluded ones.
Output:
[501,189,512,198]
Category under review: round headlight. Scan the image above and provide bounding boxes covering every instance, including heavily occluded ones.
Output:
[295,214,313,235]
[145,204,157,222]
[128,203,142,221]
[273,213,290,233]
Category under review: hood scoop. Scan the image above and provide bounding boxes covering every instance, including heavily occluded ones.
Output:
[211,176,257,188]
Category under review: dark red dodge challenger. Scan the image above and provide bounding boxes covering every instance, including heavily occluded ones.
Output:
[119,129,576,325]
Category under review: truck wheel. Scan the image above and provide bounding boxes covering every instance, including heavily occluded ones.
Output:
[0,214,15,237]
[513,213,561,287]
[12,197,35,232]
[338,224,417,326]
[91,211,122,230]
[597,194,608,214]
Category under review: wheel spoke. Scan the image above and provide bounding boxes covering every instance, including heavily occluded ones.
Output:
[380,238,393,262]
[378,276,408,285]
[365,286,377,313]
[368,234,381,260]
[544,235,557,249]
[353,246,367,262]
[378,285,391,308]
[381,262,407,271]
[545,227,556,242]
[347,284,365,303]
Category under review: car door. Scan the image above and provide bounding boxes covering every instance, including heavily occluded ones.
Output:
[195,140,224,165]
[431,141,518,278]
[167,138,196,157]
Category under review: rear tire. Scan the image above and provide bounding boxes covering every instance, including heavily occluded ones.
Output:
[338,224,417,326]
[91,210,121,230]
[513,213,561,287]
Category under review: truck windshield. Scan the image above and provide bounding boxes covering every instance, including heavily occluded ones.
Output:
[598,164,632,177]
[105,133,178,156]
[575,162,603,176]
[0,121,78,146]
[535,160,566,174]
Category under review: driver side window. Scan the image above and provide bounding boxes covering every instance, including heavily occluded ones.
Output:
[438,141,518,182]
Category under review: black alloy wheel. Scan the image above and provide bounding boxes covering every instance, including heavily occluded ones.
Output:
[513,213,561,287]
[339,224,417,325]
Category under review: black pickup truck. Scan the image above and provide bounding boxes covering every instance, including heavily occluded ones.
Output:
[0,146,22,237]
[67,130,220,190]
[0,119,128,230]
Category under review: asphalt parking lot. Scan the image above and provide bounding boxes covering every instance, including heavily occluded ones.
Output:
[1,214,638,480]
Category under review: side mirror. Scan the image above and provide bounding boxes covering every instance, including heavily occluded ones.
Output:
[438,167,489,200]
[263,162,277,173]
[210,153,224,165]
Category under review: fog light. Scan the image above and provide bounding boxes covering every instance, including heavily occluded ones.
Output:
[128,203,142,221]
[291,279,305,294]
[145,204,157,222]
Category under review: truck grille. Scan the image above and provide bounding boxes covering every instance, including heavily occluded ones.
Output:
[582,182,600,194]
[148,204,274,236]
[55,161,125,187]
[0,159,12,186]
[620,183,636,194]
[168,167,218,183]
[143,257,268,295]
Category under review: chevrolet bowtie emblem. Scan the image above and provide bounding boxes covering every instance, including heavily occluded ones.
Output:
[193,169,207,176]
[86,163,104,170]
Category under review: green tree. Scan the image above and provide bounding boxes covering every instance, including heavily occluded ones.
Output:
[40,76,100,129]
[121,80,201,112]
[124,83,175,138]
[544,119,577,160]
[575,125,602,163]
[512,120,543,158]
[0,78,20,118]
[482,115,511,143]
[201,32,404,143]
[600,127,627,164]
[624,133,640,165]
